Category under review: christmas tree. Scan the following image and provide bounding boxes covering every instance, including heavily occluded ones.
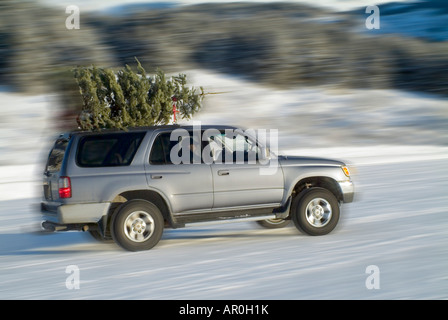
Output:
[73,58,204,130]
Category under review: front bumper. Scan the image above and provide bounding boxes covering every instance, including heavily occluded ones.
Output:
[338,180,355,203]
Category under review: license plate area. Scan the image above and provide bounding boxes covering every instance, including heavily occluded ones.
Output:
[43,181,52,200]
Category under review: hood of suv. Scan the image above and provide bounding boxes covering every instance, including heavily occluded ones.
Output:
[277,155,345,167]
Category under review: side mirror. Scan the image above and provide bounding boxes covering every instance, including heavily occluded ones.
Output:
[265,147,271,159]
[257,146,270,161]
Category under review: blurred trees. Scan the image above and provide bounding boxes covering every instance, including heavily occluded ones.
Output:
[0,1,113,94]
[0,1,447,129]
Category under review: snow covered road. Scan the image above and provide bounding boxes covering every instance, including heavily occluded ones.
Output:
[0,154,446,300]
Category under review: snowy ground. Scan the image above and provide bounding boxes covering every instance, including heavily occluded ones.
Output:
[0,157,447,300]
[0,70,447,300]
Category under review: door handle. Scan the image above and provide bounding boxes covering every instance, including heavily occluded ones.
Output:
[218,170,229,176]
[151,175,163,179]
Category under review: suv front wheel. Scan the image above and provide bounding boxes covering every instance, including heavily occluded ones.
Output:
[111,200,164,251]
[292,188,340,236]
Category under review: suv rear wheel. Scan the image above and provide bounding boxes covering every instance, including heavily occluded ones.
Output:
[256,218,291,229]
[111,200,164,251]
[292,188,340,236]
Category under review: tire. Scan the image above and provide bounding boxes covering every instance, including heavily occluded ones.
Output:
[111,200,164,251]
[256,218,291,229]
[292,188,340,236]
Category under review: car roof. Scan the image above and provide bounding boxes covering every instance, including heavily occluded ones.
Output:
[66,124,240,137]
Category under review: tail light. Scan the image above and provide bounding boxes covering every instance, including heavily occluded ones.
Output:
[58,176,72,198]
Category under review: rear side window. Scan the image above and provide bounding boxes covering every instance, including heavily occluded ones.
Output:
[77,132,145,167]
[46,138,69,172]
[149,133,174,165]
[149,131,206,165]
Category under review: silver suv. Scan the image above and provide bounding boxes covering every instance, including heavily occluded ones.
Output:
[40,125,354,251]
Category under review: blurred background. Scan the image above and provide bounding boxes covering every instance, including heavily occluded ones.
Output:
[0,0,447,161]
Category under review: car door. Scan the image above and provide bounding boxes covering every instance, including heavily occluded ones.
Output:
[207,129,284,209]
[145,130,213,214]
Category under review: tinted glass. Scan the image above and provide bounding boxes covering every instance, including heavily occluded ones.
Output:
[149,133,175,165]
[46,138,69,172]
[77,132,145,167]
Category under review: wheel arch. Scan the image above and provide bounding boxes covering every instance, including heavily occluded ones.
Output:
[291,176,343,203]
[104,189,175,231]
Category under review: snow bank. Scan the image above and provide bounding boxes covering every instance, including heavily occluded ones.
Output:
[182,69,448,149]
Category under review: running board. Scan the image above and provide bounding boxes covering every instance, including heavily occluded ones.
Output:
[171,197,291,228]
[184,214,277,227]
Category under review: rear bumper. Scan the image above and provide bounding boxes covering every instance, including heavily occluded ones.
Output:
[338,180,355,203]
[40,201,110,225]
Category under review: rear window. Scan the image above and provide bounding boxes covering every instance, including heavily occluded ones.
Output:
[46,138,69,172]
[76,132,145,167]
